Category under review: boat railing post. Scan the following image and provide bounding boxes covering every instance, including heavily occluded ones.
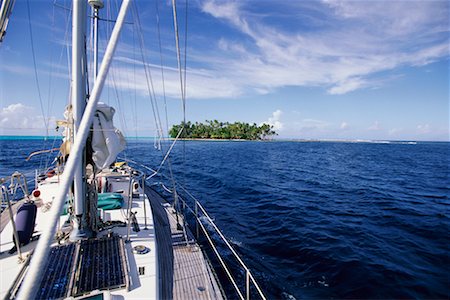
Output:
[195,200,199,239]
[142,174,148,230]
[10,172,30,201]
[1,186,23,262]
[246,269,250,300]
[20,173,30,200]
[126,175,134,242]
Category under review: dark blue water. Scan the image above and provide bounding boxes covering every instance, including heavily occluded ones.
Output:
[1,138,449,299]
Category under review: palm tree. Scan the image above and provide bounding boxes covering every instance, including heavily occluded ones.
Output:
[169,120,277,140]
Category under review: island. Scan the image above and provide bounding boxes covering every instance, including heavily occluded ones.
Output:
[169,120,277,140]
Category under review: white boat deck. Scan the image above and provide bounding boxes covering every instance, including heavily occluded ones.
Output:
[1,169,225,300]
[0,173,158,299]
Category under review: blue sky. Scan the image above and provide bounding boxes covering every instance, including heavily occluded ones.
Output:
[0,0,449,141]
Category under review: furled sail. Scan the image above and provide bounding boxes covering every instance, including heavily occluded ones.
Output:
[60,105,73,157]
[92,103,126,169]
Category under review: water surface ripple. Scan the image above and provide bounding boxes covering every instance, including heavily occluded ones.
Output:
[1,139,448,299]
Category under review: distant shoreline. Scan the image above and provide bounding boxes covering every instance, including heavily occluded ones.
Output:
[172,138,421,144]
[0,135,448,143]
[177,138,273,142]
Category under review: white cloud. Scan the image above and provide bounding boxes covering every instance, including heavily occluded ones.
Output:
[198,0,449,96]
[0,64,34,76]
[323,0,447,37]
[368,121,382,131]
[417,124,431,134]
[0,103,55,133]
[340,121,349,130]
[263,109,284,131]
[105,57,241,100]
[202,1,251,35]
[328,78,367,95]
[3,1,448,101]
[388,128,403,136]
[295,118,329,132]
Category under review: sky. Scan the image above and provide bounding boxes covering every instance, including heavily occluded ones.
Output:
[0,0,449,141]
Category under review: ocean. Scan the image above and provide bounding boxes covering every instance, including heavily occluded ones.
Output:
[1,137,449,299]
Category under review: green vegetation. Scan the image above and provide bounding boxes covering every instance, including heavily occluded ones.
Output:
[169,120,277,140]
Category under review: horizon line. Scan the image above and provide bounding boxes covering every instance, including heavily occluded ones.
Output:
[0,135,448,143]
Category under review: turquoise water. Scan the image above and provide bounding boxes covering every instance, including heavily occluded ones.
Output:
[0,135,61,140]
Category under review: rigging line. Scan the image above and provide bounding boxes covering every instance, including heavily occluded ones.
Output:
[132,3,178,214]
[122,158,201,216]
[183,0,188,103]
[106,0,111,105]
[46,4,55,127]
[26,0,49,137]
[131,2,164,140]
[176,0,189,234]
[109,58,128,138]
[88,0,94,92]
[99,4,129,140]
[26,0,48,171]
[171,0,188,193]
[96,17,133,24]
[121,29,135,138]
[52,0,70,12]
[155,0,169,137]
[111,0,130,161]
[146,125,184,180]
[149,1,180,218]
[84,40,91,98]
[134,3,164,139]
[155,0,178,201]
[110,9,136,141]
[182,0,188,189]
[49,0,71,133]
[109,70,131,161]
[57,0,72,112]
[133,24,138,139]
[65,1,72,86]
[43,133,59,172]
[109,63,129,139]
[170,1,187,229]
[171,0,185,113]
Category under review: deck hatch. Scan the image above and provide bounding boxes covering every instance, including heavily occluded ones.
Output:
[35,235,128,299]
[36,243,76,299]
[72,235,127,296]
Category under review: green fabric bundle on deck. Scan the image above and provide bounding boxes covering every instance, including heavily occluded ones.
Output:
[97,193,124,210]
[62,193,124,215]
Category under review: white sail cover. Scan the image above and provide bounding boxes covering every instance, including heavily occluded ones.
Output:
[92,102,126,169]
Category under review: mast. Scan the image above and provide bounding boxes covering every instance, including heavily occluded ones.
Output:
[17,0,131,298]
[0,0,16,43]
[89,0,104,82]
[70,0,90,240]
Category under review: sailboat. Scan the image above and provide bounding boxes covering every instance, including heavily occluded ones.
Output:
[0,0,265,299]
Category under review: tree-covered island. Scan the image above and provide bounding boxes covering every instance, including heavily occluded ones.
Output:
[169,120,277,140]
